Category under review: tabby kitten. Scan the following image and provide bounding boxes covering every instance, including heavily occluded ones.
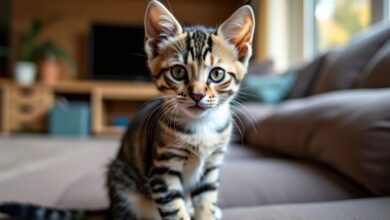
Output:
[0,1,255,220]
[107,1,255,220]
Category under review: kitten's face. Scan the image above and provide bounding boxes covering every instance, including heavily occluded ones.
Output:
[144,0,255,118]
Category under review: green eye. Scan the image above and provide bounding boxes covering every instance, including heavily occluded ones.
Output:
[171,65,187,80]
[209,67,225,83]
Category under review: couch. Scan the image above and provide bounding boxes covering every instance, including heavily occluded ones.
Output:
[1,23,390,219]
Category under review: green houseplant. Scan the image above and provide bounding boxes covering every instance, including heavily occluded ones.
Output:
[36,41,76,85]
[15,18,75,85]
[14,19,41,85]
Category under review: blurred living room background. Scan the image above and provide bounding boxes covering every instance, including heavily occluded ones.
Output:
[1,1,390,218]
[0,0,389,137]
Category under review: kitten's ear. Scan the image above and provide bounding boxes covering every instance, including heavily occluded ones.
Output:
[144,0,183,57]
[218,5,255,62]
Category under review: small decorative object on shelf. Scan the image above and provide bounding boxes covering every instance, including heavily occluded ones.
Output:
[14,18,76,86]
[0,79,158,136]
[14,61,37,85]
[49,99,90,137]
[37,41,76,85]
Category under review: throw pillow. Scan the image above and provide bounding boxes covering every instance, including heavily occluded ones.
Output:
[237,73,295,105]
[356,39,390,88]
[311,23,390,94]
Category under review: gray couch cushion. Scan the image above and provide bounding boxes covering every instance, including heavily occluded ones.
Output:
[356,39,390,88]
[287,52,330,98]
[55,151,368,210]
[219,157,368,209]
[246,89,390,196]
[223,197,390,220]
[311,23,390,94]
[53,144,268,209]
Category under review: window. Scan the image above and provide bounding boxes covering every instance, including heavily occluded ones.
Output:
[266,0,389,71]
[387,0,390,21]
[314,0,372,52]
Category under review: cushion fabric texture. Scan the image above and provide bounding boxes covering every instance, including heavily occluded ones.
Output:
[54,146,369,210]
[356,38,390,88]
[287,52,329,98]
[245,89,390,196]
[223,197,390,220]
[310,23,390,95]
[219,158,368,208]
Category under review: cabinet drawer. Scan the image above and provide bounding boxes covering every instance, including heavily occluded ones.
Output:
[11,86,42,98]
[10,95,42,107]
[10,103,42,118]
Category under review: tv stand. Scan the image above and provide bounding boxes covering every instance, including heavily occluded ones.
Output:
[0,79,159,136]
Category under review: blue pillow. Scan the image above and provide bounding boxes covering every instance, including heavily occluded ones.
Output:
[237,72,295,105]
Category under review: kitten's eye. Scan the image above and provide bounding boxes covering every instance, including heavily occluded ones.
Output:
[209,67,225,83]
[170,65,187,81]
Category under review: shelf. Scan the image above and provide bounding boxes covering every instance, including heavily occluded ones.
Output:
[99,125,126,137]
[0,79,160,136]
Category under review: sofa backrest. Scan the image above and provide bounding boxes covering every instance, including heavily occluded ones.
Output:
[288,22,390,98]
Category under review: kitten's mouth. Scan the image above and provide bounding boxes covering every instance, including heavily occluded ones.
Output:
[187,104,206,115]
[187,105,206,112]
[183,104,210,117]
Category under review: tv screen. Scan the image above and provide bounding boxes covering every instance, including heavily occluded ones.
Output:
[88,23,151,81]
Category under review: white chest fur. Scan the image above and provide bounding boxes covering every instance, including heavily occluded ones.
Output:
[180,104,232,191]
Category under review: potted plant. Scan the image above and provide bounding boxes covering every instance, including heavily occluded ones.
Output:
[15,18,76,85]
[37,41,76,85]
[14,19,41,85]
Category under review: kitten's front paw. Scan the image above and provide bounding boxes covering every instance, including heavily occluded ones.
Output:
[195,205,222,220]
[212,206,222,220]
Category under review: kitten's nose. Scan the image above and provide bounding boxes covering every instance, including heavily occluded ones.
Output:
[190,93,205,103]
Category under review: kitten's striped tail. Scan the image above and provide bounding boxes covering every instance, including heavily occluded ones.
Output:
[0,202,107,220]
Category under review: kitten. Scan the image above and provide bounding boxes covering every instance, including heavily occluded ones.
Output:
[0,1,255,220]
[106,1,255,219]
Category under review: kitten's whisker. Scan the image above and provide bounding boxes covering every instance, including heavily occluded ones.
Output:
[230,100,258,134]
[139,95,175,111]
[236,90,260,98]
[230,113,244,142]
[145,99,175,134]
[230,108,245,136]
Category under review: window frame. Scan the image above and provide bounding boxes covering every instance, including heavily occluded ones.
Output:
[304,0,389,57]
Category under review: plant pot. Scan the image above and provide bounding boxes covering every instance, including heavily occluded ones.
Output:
[14,61,37,85]
[39,58,61,85]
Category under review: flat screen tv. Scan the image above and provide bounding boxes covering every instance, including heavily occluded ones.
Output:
[88,23,152,81]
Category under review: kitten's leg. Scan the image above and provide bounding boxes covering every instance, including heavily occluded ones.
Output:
[107,160,144,220]
[185,195,195,219]
[149,146,191,220]
[192,149,225,220]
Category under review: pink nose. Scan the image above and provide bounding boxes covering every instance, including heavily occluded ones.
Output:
[190,93,205,103]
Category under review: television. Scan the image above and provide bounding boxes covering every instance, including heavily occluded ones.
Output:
[88,23,152,81]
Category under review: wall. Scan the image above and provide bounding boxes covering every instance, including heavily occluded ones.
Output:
[10,0,250,79]
[266,0,289,71]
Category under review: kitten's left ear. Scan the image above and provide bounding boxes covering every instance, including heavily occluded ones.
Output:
[218,5,255,63]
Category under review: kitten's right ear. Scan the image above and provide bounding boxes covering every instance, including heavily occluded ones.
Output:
[144,0,182,57]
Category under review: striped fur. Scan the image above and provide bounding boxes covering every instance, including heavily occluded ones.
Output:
[107,1,255,220]
[0,1,254,220]
[0,203,106,220]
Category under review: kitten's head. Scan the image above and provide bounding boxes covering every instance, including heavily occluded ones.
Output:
[144,0,255,118]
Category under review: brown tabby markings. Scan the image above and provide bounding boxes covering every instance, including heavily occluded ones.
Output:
[105,1,255,220]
